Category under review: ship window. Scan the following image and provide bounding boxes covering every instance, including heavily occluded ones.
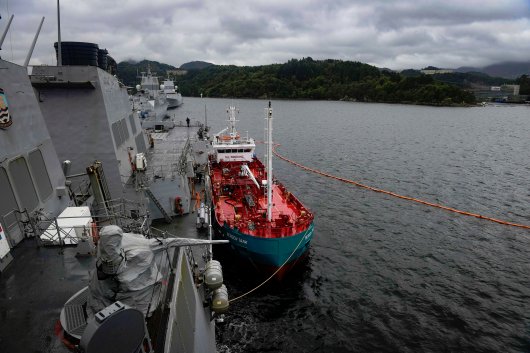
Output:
[28,149,53,201]
[0,167,19,226]
[129,113,137,135]
[244,149,252,153]
[218,149,225,153]
[9,157,39,212]
[237,149,243,153]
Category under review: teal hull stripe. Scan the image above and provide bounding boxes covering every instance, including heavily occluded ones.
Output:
[220,222,314,268]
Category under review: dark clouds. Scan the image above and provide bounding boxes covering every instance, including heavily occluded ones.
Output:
[1,0,529,70]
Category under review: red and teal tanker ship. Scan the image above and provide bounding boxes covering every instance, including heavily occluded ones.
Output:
[208,104,314,279]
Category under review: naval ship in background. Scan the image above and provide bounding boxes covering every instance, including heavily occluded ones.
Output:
[0,12,227,353]
[162,77,184,109]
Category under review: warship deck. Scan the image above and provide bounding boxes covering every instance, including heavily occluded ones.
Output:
[139,121,210,219]
[145,125,195,182]
[0,210,211,353]
[0,241,93,353]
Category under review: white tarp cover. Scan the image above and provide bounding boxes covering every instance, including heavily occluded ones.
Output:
[87,225,221,317]
[0,224,10,258]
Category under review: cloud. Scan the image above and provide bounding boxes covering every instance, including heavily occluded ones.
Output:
[1,0,529,70]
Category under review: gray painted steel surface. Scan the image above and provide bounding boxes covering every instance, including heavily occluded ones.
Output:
[1,58,218,352]
[0,59,69,245]
[31,65,146,203]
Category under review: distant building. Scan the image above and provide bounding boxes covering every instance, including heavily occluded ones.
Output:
[501,84,520,95]
[473,84,523,102]
[166,69,188,76]
[420,69,454,75]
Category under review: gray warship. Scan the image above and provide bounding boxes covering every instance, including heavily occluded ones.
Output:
[162,78,184,109]
[133,66,175,131]
[0,13,226,353]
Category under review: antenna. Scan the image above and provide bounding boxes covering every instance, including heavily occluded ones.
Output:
[57,0,62,66]
[266,101,273,222]
[24,17,45,67]
[201,93,208,129]
[0,14,14,52]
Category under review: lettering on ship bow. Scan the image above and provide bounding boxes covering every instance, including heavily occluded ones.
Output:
[0,88,13,129]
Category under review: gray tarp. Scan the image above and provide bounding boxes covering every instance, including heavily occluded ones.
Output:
[87,225,226,317]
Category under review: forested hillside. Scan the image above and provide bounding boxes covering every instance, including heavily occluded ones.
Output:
[117,57,477,106]
[176,58,475,105]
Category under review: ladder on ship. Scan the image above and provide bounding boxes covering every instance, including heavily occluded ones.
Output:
[144,188,172,223]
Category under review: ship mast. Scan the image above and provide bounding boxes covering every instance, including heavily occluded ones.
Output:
[57,0,62,66]
[228,106,238,139]
[266,102,273,222]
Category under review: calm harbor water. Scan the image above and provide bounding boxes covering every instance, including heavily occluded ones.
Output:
[173,98,530,352]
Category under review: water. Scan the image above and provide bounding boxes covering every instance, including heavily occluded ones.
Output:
[174,98,530,352]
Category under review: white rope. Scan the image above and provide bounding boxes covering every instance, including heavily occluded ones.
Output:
[228,231,307,303]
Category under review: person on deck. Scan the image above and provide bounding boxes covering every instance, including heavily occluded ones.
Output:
[193,191,201,213]
[186,117,190,127]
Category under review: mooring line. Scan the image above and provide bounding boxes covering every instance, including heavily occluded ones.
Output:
[228,232,306,303]
[272,145,530,231]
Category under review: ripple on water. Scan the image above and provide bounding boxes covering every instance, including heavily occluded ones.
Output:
[175,99,530,353]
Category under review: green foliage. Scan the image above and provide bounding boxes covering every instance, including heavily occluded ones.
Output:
[400,69,422,77]
[118,57,476,106]
[180,61,214,70]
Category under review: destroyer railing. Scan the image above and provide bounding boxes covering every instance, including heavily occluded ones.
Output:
[91,198,150,234]
[178,138,193,175]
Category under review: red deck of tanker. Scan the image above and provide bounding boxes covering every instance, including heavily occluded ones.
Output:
[210,157,313,239]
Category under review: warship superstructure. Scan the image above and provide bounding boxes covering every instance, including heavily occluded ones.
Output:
[162,78,183,109]
[133,67,175,131]
[0,58,70,260]
[32,50,195,221]
[0,20,225,352]
[31,63,148,206]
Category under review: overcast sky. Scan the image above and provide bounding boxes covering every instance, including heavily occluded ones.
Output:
[1,0,529,70]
